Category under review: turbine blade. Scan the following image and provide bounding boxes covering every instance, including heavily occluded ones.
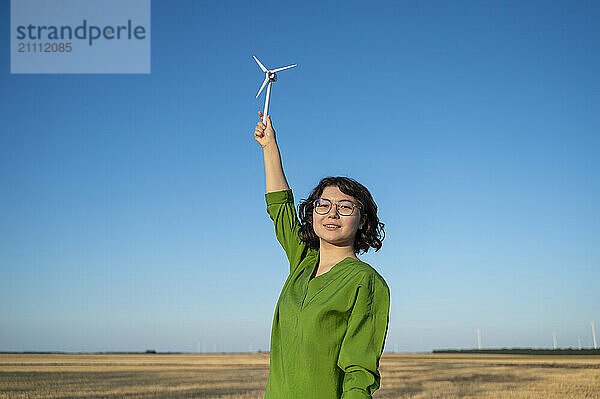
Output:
[270,64,297,73]
[253,56,268,72]
[256,76,269,98]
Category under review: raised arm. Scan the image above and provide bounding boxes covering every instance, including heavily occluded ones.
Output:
[254,111,290,193]
[255,111,307,273]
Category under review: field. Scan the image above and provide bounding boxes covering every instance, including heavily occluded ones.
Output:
[1,353,599,398]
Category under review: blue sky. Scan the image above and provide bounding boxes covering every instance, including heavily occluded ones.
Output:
[1,0,598,353]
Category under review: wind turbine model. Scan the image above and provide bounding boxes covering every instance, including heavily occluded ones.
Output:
[253,55,296,124]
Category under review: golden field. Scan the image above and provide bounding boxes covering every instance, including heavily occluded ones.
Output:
[1,353,599,398]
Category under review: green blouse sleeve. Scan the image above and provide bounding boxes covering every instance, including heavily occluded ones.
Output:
[265,189,308,274]
[337,273,391,398]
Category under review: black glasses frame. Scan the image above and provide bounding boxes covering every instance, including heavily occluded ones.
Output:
[313,198,360,216]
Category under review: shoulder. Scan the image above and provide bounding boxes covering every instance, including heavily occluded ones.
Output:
[347,259,390,295]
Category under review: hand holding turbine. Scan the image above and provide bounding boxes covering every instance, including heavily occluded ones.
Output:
[254,111,276,149]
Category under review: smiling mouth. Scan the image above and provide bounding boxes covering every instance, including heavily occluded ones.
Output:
[323,224,340,229]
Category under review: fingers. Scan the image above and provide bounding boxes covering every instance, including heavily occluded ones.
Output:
[258,110,272,127]
[254,110,272,141]
[254,124,265,138]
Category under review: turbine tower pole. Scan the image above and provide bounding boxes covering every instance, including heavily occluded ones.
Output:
[592,321,597,349]
[263,81,272,124]
[476,328,482,350]
[552,332,557,350]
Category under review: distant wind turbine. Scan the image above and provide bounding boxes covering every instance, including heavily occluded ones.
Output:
[476,328,482,350]
[552,332,557,350]
[592,321,598,349]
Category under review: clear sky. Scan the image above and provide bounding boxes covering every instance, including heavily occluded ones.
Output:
[1,0,598,353]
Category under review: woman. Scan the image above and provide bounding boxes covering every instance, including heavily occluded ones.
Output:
[254,111,390,399]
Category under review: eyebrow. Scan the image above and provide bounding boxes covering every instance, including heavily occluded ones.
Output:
[319,197,356,204]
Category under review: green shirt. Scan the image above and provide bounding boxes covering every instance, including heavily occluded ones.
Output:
[264,189,391,399]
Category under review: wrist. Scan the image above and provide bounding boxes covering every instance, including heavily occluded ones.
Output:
[262,140,279,152]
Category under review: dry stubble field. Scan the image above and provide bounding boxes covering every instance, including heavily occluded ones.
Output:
[1,353,599,398]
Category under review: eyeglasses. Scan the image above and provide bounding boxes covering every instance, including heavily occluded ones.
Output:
[313,198,360,216]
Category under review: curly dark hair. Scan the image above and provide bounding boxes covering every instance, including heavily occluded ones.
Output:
[298,176,385,255]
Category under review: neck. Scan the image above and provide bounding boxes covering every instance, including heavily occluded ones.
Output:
[318,239,358,268]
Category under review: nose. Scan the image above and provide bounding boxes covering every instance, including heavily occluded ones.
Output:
[328,205,340,218]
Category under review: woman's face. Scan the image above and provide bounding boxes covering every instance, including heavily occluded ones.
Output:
[312,185,363,249]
